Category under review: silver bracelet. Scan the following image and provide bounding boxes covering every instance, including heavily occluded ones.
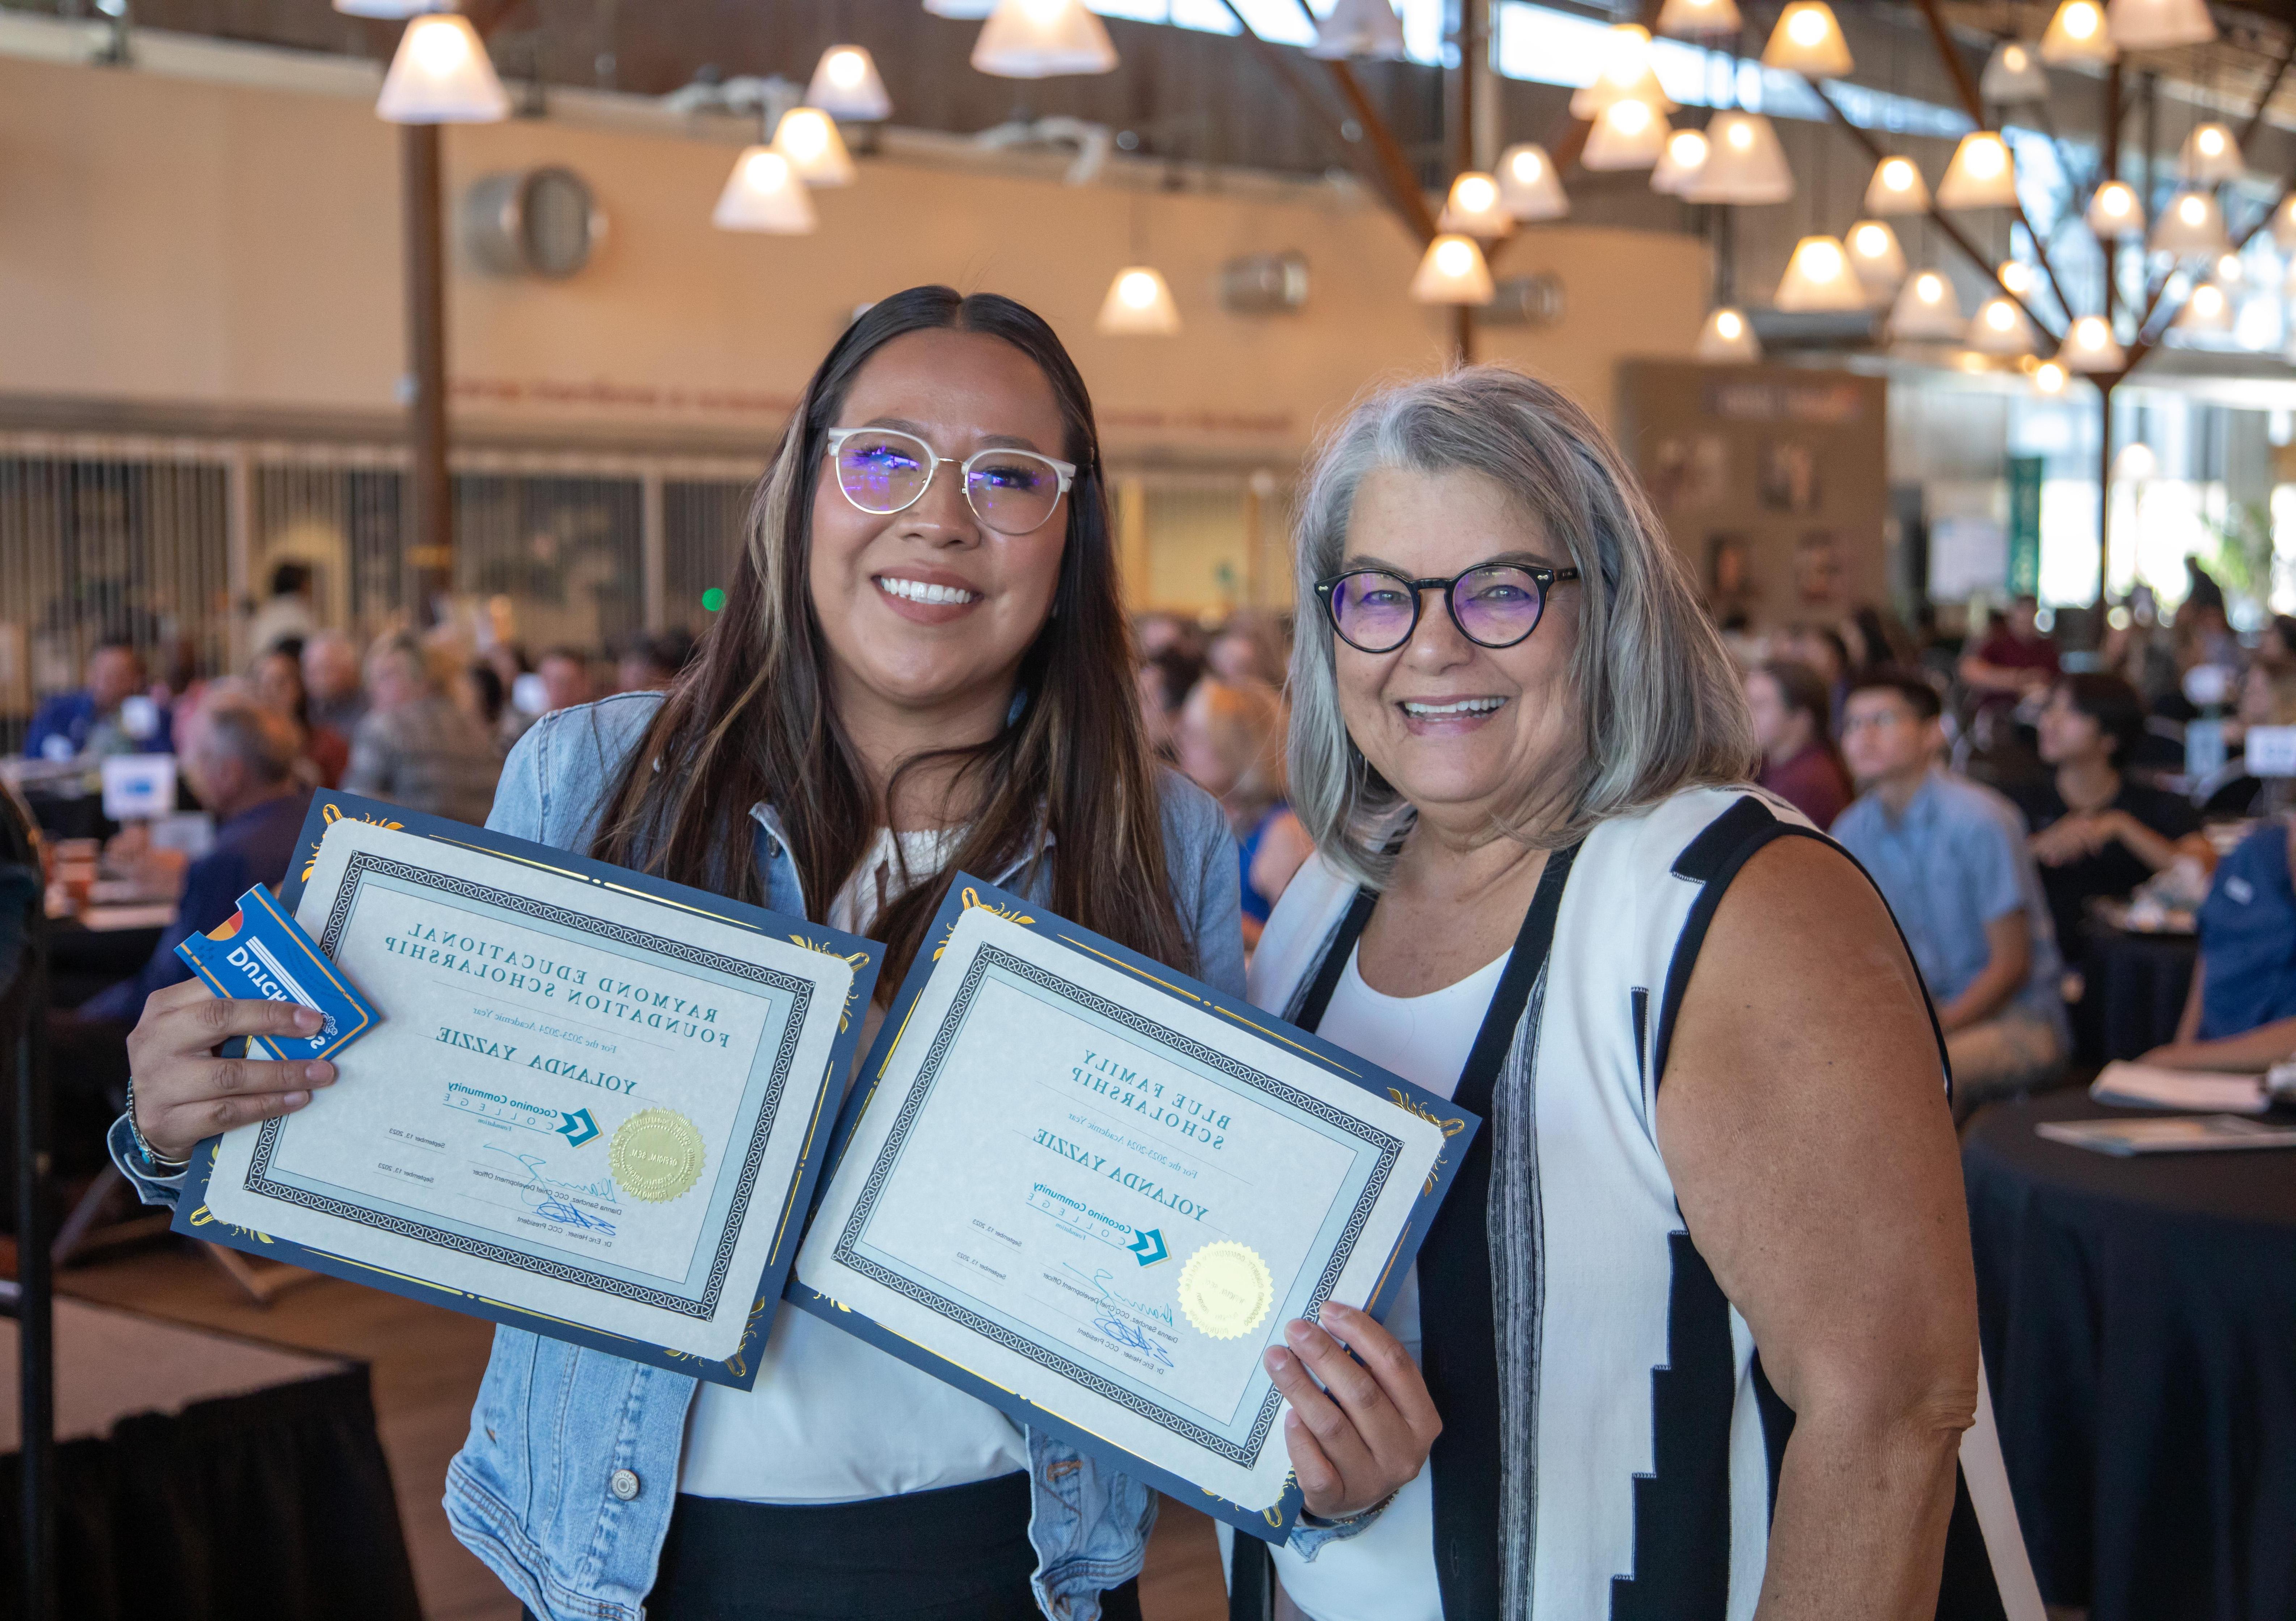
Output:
[123,1076,190,1171]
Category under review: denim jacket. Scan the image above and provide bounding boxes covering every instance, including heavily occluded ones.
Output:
[112,691,1353,1621]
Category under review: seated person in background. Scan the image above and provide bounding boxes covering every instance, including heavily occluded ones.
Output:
[1746,659,1852,828]
[2257,613,2296,673]
[2142,815,2296,1072]
[300,629,369,740]
[343,632,503,825]
[2012,673,2202,951]
[1172,676,1311,951]
[1205,609,1291,691]
[24,639,171,760]
[1135,645,1203,765]
[80,696,312,1024]
[1833,670,2069,1113]
[537,646,596,714]
[1958,593,2060,712]
[614,629,697,695]
[253,639,350,789]
[246,560,317,657]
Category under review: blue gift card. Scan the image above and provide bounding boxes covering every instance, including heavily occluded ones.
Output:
[174,883,379,1061]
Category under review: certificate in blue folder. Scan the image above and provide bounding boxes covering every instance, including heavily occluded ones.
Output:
[173,791,879,1389]
[788,875,1479,1541]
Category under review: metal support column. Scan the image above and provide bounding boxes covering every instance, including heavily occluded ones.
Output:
[403,123,453,628]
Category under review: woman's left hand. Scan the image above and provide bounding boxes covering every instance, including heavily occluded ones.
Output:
[1264,1300,1440,1520]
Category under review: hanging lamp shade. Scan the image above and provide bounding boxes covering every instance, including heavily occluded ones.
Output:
[2151,189,2230,255]
[1936,132,2018,209]
[805,45,893,121]
[1438,172,1515,236]
[712,147,817,233]
[1890,270,1965,339]
[2179,121,2244,183]
[1980,40,2050,102]
[1581,97,1670,170]
[971,0,1118,78]
[1760,1,1853,77]
[2108,0,2216,50]
[1846,220,1907,292]
[1496,143,1569,220]
[375,14,510,123]
[2270,194,2296,251]
[1774,235,1866,312]
[2087,179,2144,237]
[1685,111,1793,203]
[1695,306,1762,361]
[772,108,856,186]
[1650,127,1710,195]
[2039,0,2115,63]
[1969,296,2035,355]
[334,0,440,17]
[1308,0,1409,60]
[2059,314,2127,371]
[1097,266,1181,335]
[1411,235,1495,304]
[1863,154,1929,215]
[1569,26,1675,118]
[1655,0,1741,37]
[2175,279,2233,331]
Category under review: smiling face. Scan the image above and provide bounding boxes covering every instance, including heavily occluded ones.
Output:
[2036,683,2105,765]
[808,329,1070,732]
[1330,465,1582,834]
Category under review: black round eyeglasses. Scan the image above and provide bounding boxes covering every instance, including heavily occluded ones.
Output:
[1314,563,1580,655]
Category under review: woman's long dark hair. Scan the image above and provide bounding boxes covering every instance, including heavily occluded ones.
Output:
[589,287,1193,996]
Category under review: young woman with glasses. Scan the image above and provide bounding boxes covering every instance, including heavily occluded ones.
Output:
[111,288,1437,1621]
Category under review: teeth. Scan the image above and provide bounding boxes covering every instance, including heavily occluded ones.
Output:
[1401,698,1504,717]
[877,576,980,606]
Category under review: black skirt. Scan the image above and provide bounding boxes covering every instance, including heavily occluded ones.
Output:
[520,1472,1145,1621]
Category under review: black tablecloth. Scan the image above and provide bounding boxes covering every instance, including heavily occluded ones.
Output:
[2079,922,2198,1063]
[1964,1092,2296,1621]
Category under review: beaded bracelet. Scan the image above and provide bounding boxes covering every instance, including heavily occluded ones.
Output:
[123,1076,190,1172]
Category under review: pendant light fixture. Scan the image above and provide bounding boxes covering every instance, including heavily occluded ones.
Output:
[1569,25,1675,119]
[1582,97,1670,171]
[2087,179,2144,237]
[773,107,856,186]
[1695,306,1761,361]
[334,0,440,16]
[1655,0,1741,37]
[2059,314,2127,371]
[1497,144,1569,220]
[1650,127,1710,195]
[1969,296,2035,355]
[1863,155,1930,215]
[2108,0,2216,50]
[2034,361,2068,393]
[712,147,817,233]
[1997,259,2036,297]
[1775,235,1866,311]
[2175,279,2233,332]
[1411,235,1495,304]
[2270,194,2296,251]
[1097,267,1181,335]
[1890,270,1965,339]
[1760,0,1853,78]
[1846,220,1908,292]
[1438,172,1514,236]
[2151,189,2230,256]
[2039,0,2115,64]
[1936,132,2018,210]
[1308,0,1410,60]
[972,0,1118,78]
[1979,40,2050,103]
[2179,121,2244,183]
[805,46,893,121]
[375,13,511,123]
[1686,112,1793,203]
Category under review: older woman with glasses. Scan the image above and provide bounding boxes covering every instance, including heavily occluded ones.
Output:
[1236,369,2035,1620]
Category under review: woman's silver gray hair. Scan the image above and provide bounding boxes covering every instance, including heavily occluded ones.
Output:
[1288,365,1754,888]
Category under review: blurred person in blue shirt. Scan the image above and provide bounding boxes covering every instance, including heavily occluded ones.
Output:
[1832,669,2069,1115]
[23,639,172,761]
[2141,816,2296,1072]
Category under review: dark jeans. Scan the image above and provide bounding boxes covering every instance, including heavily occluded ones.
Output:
[518,1474,1146,1621]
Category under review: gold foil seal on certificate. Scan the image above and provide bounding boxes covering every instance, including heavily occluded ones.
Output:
[609,1109,706,1203]
[1176,1240,1274,1339]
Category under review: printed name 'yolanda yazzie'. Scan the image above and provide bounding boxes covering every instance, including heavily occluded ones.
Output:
[384,921,731,1046]
[1063,1051,1232,1151]
[1031,1131,1212,1222]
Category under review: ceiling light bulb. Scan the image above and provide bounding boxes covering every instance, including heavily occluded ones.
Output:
[1695,304,1762,361]
[1775,234,1865,311]
[2181,196,2205,223]
[1511,148,1544,182]
[1437,240,1473,275]
[2041,0,2116,62]
[1716,310,1742,338]
[1937,132,2018,209]
[2193,284,2224,317]
[1096,265,1181,334]
[1761,0,1853,77]
[2035,361,2067,392]
[1882,159,1914,188]
[1496,143,1569,220]
[1917,273,1944,302]
[2216,253,2244,283]
[1411,234,1495,304]
[1119,271,1158,308]
[711,146,816,232]
[1650,128,1709,195]
[1669,130,1707,166]
[2198,127,2224,156]
[773,107,855,185]
[1439,170,1515,234]
[1999,260,2034,295]
[805,44,893,120]
[2004,43,2029,68]
[1988,301,2016,330]
[2065,1,2098,35]
[1788,8,1827,44]
[1728,122,1754,150]
[1458,175,1496,212]
[1610,99,1652,134]
[1855,224,1886,254]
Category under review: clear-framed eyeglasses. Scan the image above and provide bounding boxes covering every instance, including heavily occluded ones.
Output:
[824,427,1077,537]
[1315,563,1580,655]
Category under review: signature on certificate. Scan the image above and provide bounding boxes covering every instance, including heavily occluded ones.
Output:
[1061,1262,1175,1368]
[483,1143,620,1235]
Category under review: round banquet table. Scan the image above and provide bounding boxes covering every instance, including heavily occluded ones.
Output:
[1963,1091,2296,1621]
[2077,919,2199,1063]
